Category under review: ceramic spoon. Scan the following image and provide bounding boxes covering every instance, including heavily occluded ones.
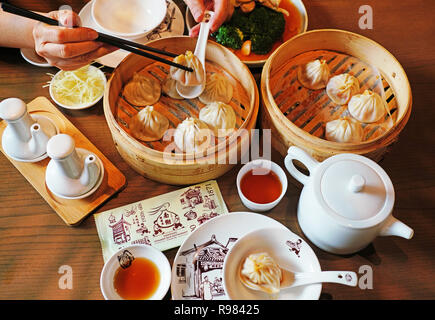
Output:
[176,11,214,99]
[241,267,358,293]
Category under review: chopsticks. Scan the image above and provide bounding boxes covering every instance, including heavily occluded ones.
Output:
[1,2,193,72]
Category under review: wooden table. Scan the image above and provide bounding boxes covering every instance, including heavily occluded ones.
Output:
[0,0,434,300]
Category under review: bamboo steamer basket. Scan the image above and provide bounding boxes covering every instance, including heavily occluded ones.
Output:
[261,29,412,162]
[104,36,259,185]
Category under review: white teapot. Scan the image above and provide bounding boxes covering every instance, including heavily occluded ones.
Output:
[284,146,413,255]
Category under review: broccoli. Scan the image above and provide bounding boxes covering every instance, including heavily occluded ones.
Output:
[249,7,285,54]
[213,5,286,55]
[251,33,276,55]
[228,9,252,35]
[249,6,285,40]
[212,25,244,50]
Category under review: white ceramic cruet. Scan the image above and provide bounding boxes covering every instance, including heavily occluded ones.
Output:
[284,146,413,255]
[45,134,104,199]
[0,97,57,162]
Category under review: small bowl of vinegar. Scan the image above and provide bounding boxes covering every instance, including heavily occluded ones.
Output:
[100,244,171,300]
[237,159,288,212]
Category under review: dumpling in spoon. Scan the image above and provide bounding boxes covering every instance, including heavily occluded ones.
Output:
[325,117,363,143]
[174,117,212,153]
[129,106,169,142]
[199,102,236,137]
[240,252,282,295]
[298,59,330,90]
[170,51,205,87]
[123,73,161,106]
[348,90,389,123]
[199,73,233,104]
[162,76,184,100]
[326,73,360,105]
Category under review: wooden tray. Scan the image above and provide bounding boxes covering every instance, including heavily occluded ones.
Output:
[0,96,126,226]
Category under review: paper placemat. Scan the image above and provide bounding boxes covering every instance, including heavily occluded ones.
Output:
[94,180,228,262]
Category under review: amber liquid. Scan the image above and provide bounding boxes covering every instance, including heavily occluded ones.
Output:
[113,257,160,300]
[240,169,282,204]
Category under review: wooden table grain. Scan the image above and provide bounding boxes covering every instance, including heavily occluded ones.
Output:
[0,0,434,300]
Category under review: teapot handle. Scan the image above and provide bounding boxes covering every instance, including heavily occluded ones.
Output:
[284,146,319,185]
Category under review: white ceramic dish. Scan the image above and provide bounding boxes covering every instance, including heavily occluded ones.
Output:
[171,212,321,300]
[223,227,322,300]
[20,48,51,67]
[49,65,106,110]
[236,159,288,212]
[91,0,167,39]
[79,0,185,68]
[100,244,171,300]
[185,0,308,67]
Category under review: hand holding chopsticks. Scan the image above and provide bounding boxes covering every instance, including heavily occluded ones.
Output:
[1,2,192,72]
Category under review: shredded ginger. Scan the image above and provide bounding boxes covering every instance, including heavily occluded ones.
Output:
[50,65,105,107]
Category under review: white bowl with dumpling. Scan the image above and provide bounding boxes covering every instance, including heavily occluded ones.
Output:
[223,227,322,300]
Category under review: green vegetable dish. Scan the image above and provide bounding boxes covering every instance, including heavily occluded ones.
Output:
[212,5,286,55]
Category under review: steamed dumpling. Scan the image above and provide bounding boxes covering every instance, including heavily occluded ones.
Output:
[162,76,183,100]
[325,117,363,143]
[123,73,161,106]
[129,106,169,142]
[170,51,205,87]
[240,252,282,295]
[199,73,233,104]
[174,117,212,153]
[298,59,330,90]
[199,102,236,137]
[326,73,360,105]
[348,90,388,123]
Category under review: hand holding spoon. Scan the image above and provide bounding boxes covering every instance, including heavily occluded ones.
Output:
[176,11,214,99]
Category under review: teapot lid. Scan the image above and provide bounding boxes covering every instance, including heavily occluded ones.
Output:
[316,154,394,227]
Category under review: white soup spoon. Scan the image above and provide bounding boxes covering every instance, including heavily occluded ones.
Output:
[176,11,213,99]
[240,267,358,292]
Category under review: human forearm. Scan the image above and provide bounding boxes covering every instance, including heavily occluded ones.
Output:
[0,8,37,49]
[0,8,116,70]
